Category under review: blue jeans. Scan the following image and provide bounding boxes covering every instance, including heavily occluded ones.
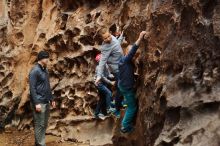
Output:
[119,85,137,130]
[113,72,123,111]
[95,83,112,115]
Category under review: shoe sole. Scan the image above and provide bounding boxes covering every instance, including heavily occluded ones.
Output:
[120,128,134,134]
[120,130,134,134]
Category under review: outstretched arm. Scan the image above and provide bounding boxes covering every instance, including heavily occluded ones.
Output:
[117,31,125,44]
[95,47,112,85]
[102,76,112,85]
[124,31,148,62]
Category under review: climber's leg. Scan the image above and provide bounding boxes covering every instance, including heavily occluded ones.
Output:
[101,84,112,111]
[95,83,110,116]
[113,72,123,112]
[32,103,50,146]
[119,86,137,132]
[43,104,50,138]
[95,91,104,117]
[99,83,112,114]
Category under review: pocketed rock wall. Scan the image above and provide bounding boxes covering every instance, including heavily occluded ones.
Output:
[0,0,220,146]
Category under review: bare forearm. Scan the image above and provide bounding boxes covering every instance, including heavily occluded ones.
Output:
[102,77,112,85]
[135,38,142,46]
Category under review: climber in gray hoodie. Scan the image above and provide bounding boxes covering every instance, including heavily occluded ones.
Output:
[95,27,124,118]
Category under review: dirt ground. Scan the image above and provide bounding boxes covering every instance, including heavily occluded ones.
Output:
[0,128,89,146]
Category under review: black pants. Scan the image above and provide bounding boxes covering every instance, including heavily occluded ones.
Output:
[113,72,123,111]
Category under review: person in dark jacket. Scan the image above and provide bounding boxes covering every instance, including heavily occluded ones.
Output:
[29,51,56,146]
[118,31,149,133]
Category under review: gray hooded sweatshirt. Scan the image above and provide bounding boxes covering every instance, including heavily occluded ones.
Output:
[97,35,123,77]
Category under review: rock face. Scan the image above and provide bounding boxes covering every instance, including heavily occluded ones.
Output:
[0,0,220,146]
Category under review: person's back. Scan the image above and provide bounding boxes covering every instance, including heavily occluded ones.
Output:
[118,45,137,90]
[118,31,148,133]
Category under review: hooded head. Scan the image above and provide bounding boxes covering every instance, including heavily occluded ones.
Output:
[37,51,49,66]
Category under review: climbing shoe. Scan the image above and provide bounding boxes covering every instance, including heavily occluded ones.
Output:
[94,113,107,120]
[98,113,107,120]
[94,114,99,119]
[122,100,127,108]
[108,107,116,113]
[120,126,134,133]
[111,110,120,118]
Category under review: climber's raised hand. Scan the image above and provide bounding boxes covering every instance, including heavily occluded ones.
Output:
[135,31,147,46]
[144,31,150,40]
[139,31,147,40]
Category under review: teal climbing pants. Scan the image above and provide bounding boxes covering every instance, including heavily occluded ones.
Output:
[119,85,137,130]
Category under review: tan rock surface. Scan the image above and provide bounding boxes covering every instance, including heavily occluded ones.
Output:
[0,0,220,146]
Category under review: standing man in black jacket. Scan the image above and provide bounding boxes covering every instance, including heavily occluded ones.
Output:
[29,51,56,146]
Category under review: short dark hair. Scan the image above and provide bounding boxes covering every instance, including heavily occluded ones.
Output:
[37,51,49,61]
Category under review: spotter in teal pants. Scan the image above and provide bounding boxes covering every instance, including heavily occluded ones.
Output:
[119,85,137,132]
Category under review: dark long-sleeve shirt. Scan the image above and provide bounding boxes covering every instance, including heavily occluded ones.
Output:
[29,63,53,105]
[118,44,139,89]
